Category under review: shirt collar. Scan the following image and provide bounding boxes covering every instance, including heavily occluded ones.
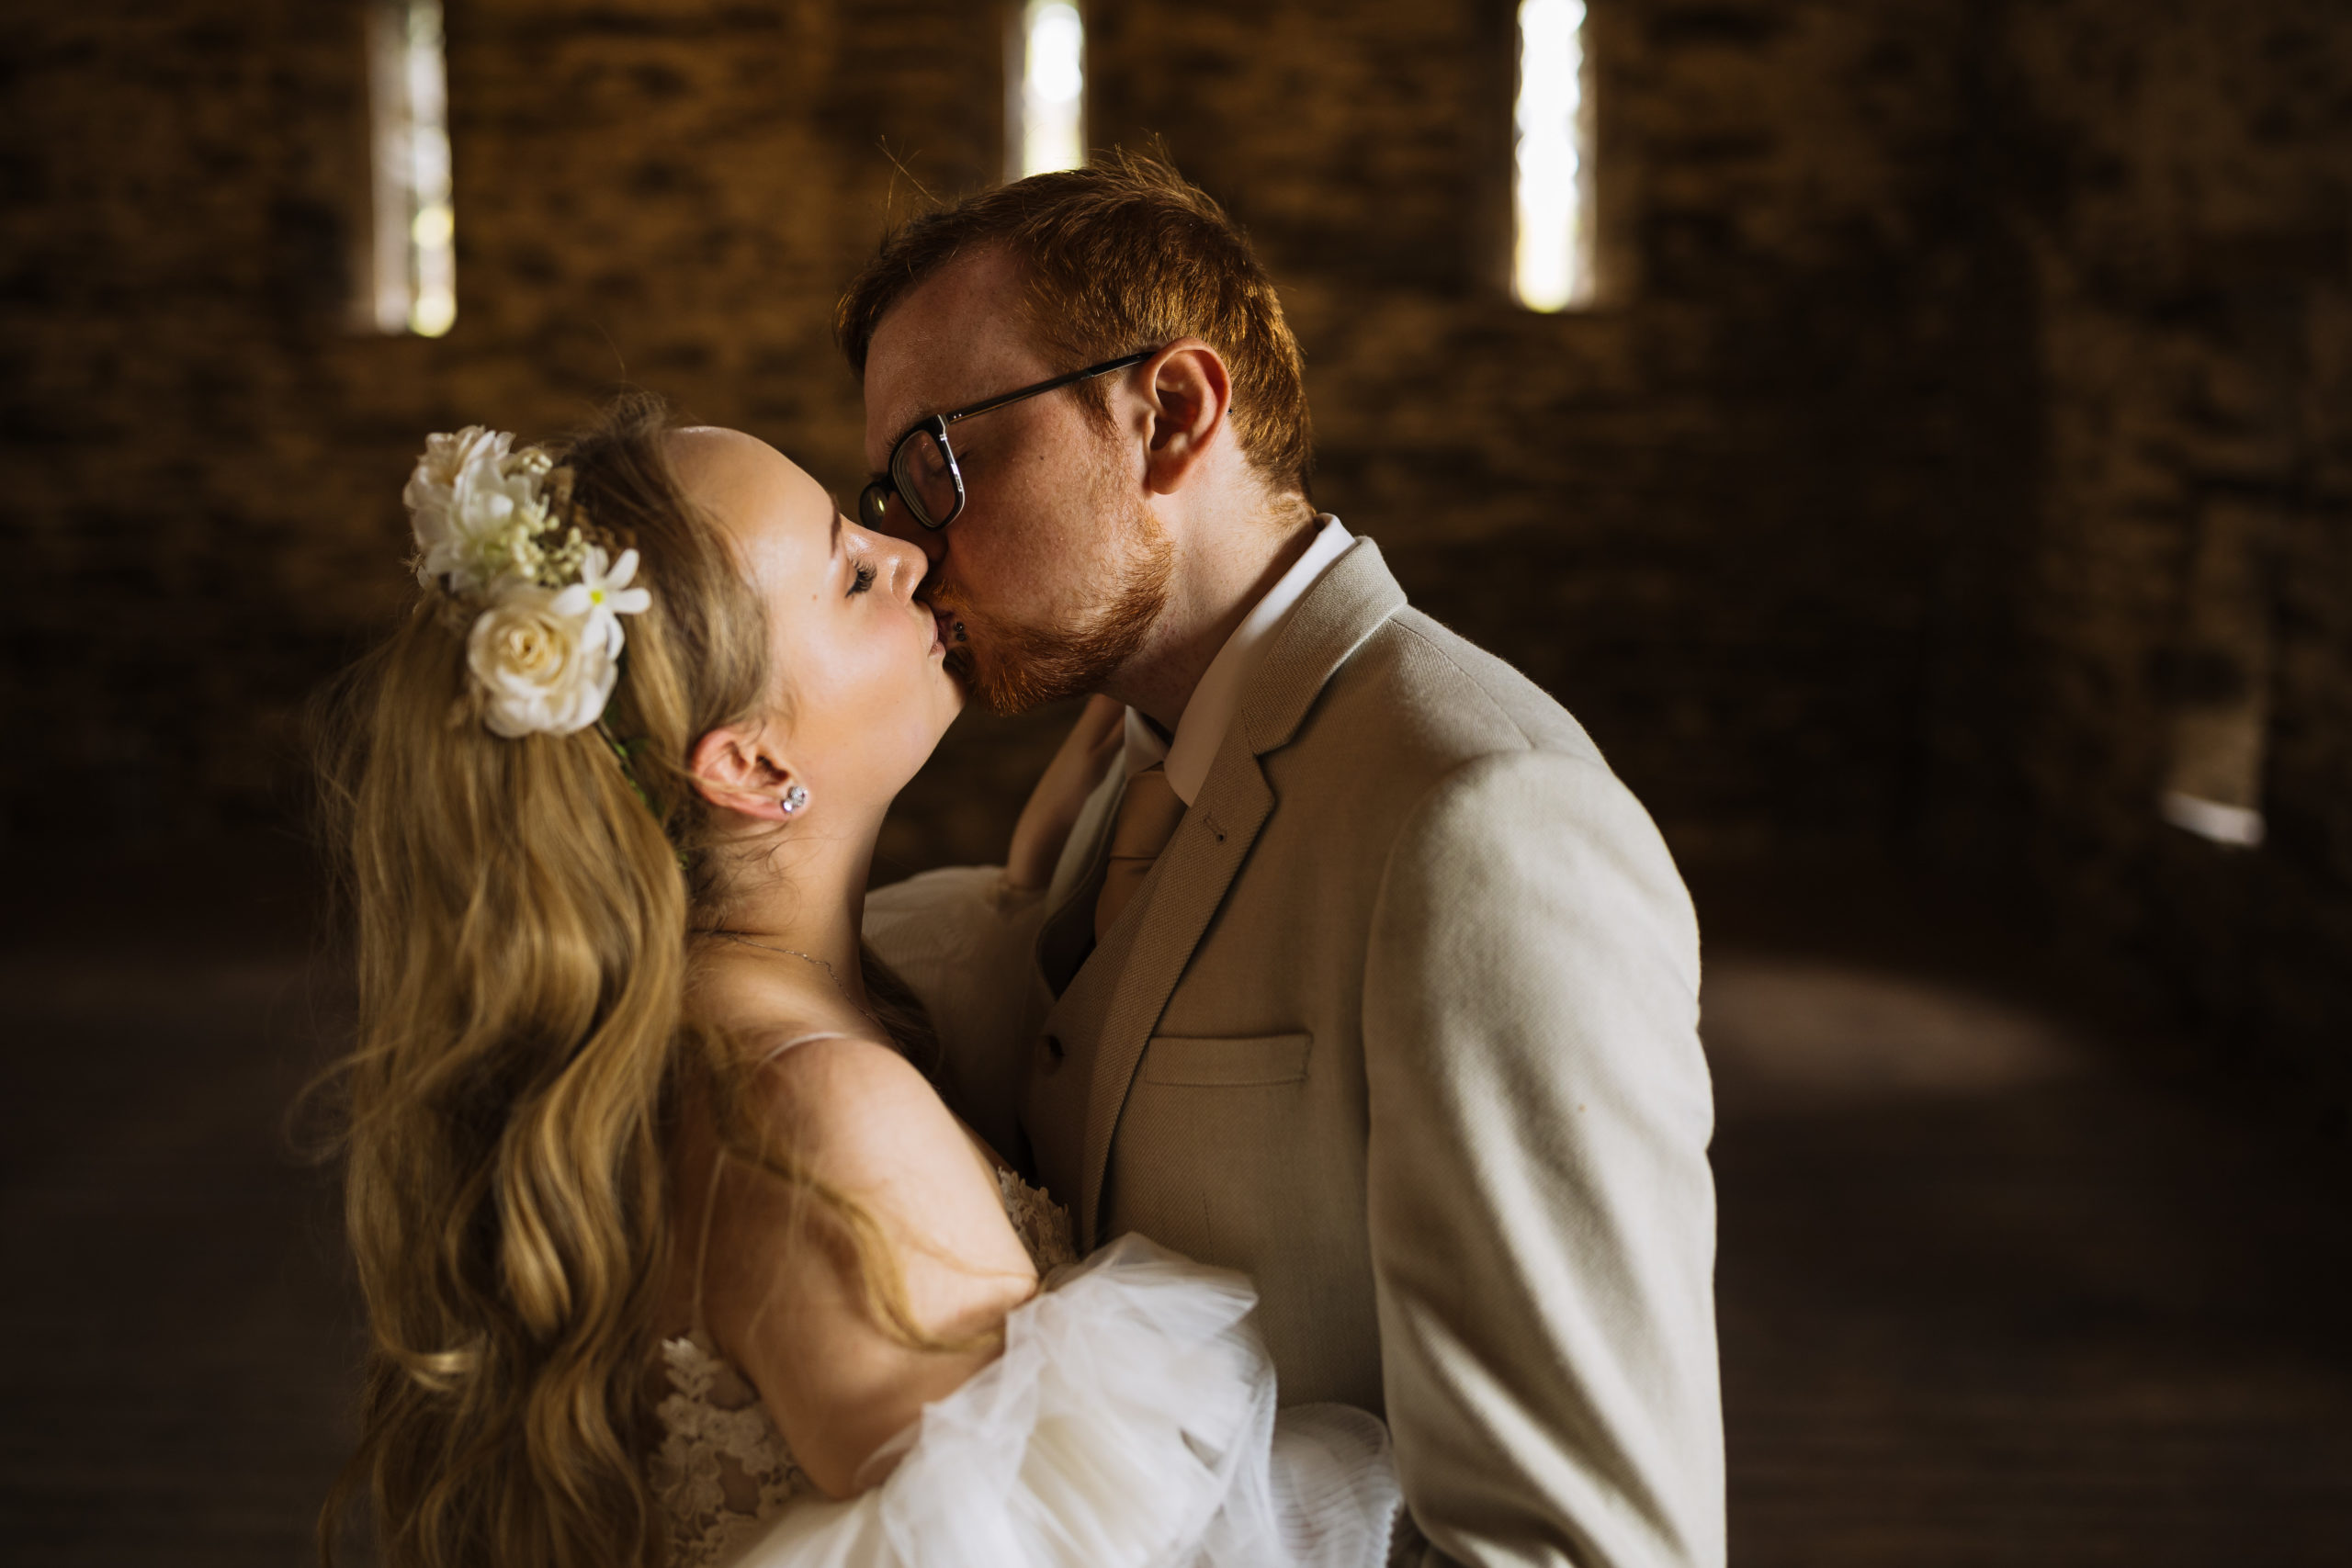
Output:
[1123,515,1354,806]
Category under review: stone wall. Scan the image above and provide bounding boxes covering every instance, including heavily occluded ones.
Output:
[1094,0,2030,859]
[5,1,2348,1065]
[2,0,2012,863]
[0,0,1016,853]
[1999,0,2352,1064]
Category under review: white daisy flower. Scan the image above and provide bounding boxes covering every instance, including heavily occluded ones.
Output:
[552,547,653,656]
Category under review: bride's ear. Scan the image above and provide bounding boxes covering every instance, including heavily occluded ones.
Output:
[688,725,799,822]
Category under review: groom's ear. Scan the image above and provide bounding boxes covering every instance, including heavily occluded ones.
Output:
[1139,341,1230,496]
[687,725,797,822]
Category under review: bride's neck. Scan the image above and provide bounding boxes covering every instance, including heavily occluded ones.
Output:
[695,818,878,1010]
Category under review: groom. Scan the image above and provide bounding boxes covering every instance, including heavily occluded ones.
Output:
[847,155,1724,1568]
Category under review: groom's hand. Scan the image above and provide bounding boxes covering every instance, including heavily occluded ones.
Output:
[1006,694,1126,892]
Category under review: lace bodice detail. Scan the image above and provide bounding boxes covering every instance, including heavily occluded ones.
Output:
[650,1168,1076,1568]
[999,1164,1080,1275]
[650,1331,812,1568]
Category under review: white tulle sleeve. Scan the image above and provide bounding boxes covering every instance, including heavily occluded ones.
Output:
[721,1235,1401,1568]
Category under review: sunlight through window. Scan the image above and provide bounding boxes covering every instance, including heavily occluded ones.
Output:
[1013,0,1087,179]
[1514,0,1594,311]
[367,0,455,337]
[2158,499,2276,851]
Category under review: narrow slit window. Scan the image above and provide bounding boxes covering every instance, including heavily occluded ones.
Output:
[366,0,455,336]
[1514,0,1595,311]
[2159,497,2276,850]
[1011,0,1086,179]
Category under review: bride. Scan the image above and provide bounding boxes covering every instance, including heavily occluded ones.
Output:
[314,393,1398,1568]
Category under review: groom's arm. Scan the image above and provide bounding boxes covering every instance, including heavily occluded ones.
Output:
[1362,749,1724,1568]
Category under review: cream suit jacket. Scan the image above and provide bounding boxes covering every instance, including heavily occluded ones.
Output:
[864,539,1724,1568]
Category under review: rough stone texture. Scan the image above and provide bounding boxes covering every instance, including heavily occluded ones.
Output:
[0,0,1017,847]
[4,1,2349,1066]
[1093,0,2027,858]
[1998,0,2352,1066]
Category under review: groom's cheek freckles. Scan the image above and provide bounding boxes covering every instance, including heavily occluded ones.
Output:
[1002,530,1062,600]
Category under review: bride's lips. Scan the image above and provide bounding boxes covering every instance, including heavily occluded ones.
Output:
[928,604,956,654]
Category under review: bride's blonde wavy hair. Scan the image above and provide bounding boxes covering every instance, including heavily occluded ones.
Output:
[314,392,937,1568]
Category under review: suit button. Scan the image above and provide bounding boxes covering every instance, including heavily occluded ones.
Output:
[1038,1033,1066,1071]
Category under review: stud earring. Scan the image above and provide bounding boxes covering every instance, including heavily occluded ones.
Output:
[780,784,808,816]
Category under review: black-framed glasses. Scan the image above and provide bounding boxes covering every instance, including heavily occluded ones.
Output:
[857,349,1158,534]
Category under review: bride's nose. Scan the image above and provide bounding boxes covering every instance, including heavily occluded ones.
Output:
[878,533,928,601]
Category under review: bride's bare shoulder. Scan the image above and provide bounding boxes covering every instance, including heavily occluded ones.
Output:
[741,1032,948,1153]
[700,1032,1035,1495]
[721,1032,1012,1247]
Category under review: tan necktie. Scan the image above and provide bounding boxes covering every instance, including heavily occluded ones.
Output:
[1093,764,1187,942]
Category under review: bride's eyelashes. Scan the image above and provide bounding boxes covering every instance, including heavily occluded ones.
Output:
[848,558,878,596]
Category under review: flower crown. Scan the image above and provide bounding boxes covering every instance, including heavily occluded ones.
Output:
[404,426,651,738]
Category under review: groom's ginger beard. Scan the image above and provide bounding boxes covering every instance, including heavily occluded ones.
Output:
[933,491,1175,716]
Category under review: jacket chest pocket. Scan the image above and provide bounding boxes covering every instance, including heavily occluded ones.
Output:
[1139,1032,1312,1087]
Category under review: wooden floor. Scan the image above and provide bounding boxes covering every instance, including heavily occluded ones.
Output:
[1,843,2346,1565]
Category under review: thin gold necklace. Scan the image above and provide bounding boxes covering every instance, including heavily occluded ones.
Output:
[707,930,881,1030]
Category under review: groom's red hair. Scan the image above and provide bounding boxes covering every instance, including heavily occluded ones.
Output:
[835,150,1314,496]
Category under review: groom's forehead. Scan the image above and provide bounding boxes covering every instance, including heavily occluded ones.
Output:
[863,254,1048,433]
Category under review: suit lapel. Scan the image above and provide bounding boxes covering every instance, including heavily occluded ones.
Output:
[1036,762,1124,998]
[1059,538,1409,1243]
[1069,742,1275,1241]
[1022,752,1154,1210]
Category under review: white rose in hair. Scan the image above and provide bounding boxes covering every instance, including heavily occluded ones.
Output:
[465,587,618,738]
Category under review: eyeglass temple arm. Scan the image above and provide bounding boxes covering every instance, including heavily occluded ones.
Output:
[940,349,1158,427]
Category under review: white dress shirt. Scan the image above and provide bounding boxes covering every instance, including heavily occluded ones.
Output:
[1122,515,1355,806]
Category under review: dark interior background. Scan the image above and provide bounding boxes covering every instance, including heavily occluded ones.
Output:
[4,3,2349,1563]
[8,0,2352,1077]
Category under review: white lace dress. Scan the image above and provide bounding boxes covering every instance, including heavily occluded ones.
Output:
[648,1168,1400,1568]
